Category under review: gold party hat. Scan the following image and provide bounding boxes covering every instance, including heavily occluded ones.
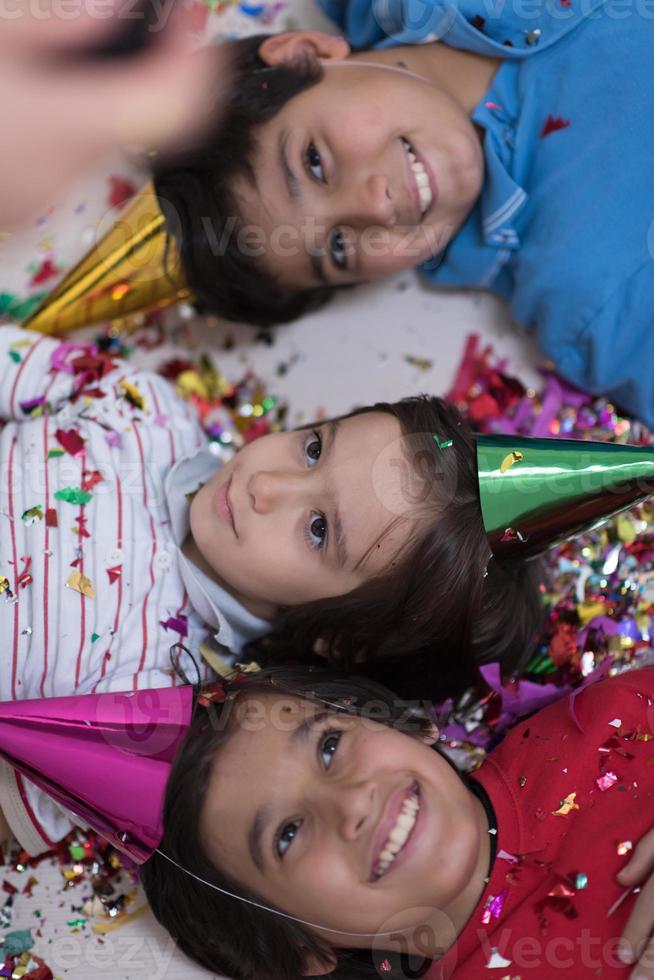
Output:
[23,182,190,336]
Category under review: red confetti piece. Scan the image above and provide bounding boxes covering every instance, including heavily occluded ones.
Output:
[106,565,122,584]
[81,469,103,492]
[473,14,485,27]
[29,258,59,287]
[107,176,137,210]
[55,428,86,458]
[541,115,571,138]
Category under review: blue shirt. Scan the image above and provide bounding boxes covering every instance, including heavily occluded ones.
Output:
[318,0,654,425]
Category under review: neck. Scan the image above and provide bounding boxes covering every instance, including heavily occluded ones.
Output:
[348,43,501,116]
[182,534,276,620]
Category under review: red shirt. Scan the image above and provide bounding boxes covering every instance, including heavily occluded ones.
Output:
[428,669,654,978]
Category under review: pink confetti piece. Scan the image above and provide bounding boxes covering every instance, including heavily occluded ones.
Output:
[159,615,188,637]
[596,771,618,791]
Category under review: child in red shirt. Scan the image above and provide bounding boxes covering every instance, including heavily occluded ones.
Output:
[142,666,654,979]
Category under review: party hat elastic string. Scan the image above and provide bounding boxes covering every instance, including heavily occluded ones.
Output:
[154,848,408,939]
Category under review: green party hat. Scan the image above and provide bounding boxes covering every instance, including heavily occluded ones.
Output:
[477,434,654,560]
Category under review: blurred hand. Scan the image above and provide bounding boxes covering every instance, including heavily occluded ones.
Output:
[0,0,228,229]
[618,827,654,978]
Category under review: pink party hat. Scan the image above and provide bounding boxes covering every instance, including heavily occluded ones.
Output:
[0,686,193,863]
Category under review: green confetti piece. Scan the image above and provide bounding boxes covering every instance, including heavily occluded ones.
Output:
[8,349,21,364]
[69,843,86,860]
[66,918,87,929]
[91,633,100,643]
[1,928,34,955]
[54,487,92,506]
[433,436,453,449]
[0,290,47,320]
[47,448,65,458]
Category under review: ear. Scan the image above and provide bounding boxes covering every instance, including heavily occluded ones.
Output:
[258,31,350,68]
[421,721,440,746]
[301,949,338,977]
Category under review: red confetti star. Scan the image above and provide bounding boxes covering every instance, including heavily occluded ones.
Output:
[107,176,137,209]
[541,115,571,138]
[29,258,59,287]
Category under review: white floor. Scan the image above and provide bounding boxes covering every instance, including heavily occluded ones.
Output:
[0,0,547,974]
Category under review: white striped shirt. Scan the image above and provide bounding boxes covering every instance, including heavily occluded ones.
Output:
[0,326,267,853]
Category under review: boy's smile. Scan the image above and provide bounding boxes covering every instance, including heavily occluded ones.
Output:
[187,411,426,617]
[200,694,491,965]
[231,34,496,290]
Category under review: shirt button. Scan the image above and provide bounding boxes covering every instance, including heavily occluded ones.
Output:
[154,550,173,571]
[105,548,124,566]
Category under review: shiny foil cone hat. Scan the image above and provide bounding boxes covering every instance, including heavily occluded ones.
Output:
[23,182,190,337]
[0,685,193,863]
[477,434,654,560]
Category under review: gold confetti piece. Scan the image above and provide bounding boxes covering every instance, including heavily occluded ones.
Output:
[91,904,147,934]
[553,792,579,816]
[0,576,10,594]
[500,449,524,474]
[119,379,147,412]
[617,841,633,855]
[66,570,96,599]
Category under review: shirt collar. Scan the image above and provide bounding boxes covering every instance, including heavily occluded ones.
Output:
[164,446,270,655]
[471,62,527,254]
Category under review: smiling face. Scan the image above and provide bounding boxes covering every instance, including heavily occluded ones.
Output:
[232,53,485,289]
[188,411,421,618]
[199,694,489,960]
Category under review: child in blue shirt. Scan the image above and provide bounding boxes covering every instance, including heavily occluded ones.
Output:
[153,6,654,423]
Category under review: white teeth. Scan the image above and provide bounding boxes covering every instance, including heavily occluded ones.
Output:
[373,790,420,880]
[402,139,432,215]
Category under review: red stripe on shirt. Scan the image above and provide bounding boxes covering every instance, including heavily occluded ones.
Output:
[132,423,157,688]
[7,436,20,700]
[93,471,124,692]
[15,771,57,850]
[39,416,51,698]
[73,504,87,689]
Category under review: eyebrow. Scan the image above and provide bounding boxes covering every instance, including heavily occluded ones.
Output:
[321,420,349,569]
[247,709,332,873]
[278,129,329,286]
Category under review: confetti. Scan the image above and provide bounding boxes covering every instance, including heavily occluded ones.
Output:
[55,428,86,457]
[106,565,122,585]
[500,450,524,473]
[486,949,512,969]
[45,508,58,528]
[119,379,147,411]
[617,841,633,855]
[553,792,579,816]
[66,571,96,599]
[482,889,508,924]
[541,114,570,138]
[596,771,618,791]
[54,487,92,506]
[159,615,188,637]
[21,506,43,525]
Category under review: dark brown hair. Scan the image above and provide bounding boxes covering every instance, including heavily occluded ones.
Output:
[249,395,544,702]
[140,665,438,980]
[151,34,344,327]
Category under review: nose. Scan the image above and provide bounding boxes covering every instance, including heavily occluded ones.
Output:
[247,469,302,515]
[318,779,375,841]
[341,173,395,227]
